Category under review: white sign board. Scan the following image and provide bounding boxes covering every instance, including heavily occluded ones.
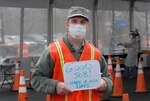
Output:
[64,60,101,91]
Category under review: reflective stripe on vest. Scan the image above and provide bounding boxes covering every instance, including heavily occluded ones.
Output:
[50,40,100,101]
[55,41,95,101]
[89,44,94,101]
[55,41,68,101]
[90,44,101,101]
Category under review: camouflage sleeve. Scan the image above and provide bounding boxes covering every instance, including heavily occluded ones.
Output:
[100,55,113,98]
[31,47,59,94]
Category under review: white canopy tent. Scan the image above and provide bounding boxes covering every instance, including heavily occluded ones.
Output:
[0,0,150,80]
[1,0,150,86]
[0,0,150,58]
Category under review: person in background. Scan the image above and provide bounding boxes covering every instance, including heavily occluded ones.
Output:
[118,30,141,78]
[135,29,142,59]
[31,6,112,101]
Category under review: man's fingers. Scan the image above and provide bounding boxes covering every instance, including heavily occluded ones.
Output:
[65,86,73,93]
[56,82,73,95]
[96,79,107,91]
[59,90,69,95]
[59,88,72,95]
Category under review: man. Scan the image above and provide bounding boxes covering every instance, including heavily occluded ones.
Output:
[31,6,112,101]
[118,30,141,78]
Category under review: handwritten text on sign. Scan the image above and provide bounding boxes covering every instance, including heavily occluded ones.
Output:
[64,60,101,91]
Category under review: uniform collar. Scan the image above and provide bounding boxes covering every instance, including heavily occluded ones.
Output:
[63,33,85,52]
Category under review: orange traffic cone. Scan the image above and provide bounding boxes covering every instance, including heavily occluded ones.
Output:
[28,58,34,89]
[112,59,123,97]
[46,94,51,101]
[135,58,147,93]
[12,59,20,91]
[18,70,28,101]
[122,93,129,101]
[18,43,29,57]
[108,54,114,86]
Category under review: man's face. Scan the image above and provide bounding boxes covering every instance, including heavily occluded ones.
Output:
[66,16,90,39]
[66,16,89,28]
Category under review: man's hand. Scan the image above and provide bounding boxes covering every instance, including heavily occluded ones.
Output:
[96,79,107,92]
[56,82,73,95]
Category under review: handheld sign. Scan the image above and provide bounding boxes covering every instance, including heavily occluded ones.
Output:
[64,60,101,91]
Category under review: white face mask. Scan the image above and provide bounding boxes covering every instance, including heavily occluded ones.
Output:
[69,24,87,39]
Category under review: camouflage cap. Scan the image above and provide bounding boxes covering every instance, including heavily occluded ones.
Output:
[68,6,89,20]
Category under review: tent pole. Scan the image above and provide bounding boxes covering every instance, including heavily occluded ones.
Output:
[129,0,135,31]
[47,0,54,46]
[0,8,5,44]
[19,7,24,68]
[92,0,98,47]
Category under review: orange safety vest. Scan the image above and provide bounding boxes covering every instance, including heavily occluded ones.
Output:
[49,40,101,101]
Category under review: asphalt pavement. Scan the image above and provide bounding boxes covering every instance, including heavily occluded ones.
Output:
[0,68,150,101]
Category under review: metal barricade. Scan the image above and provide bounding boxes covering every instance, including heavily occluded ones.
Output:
[0,58,15,88]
